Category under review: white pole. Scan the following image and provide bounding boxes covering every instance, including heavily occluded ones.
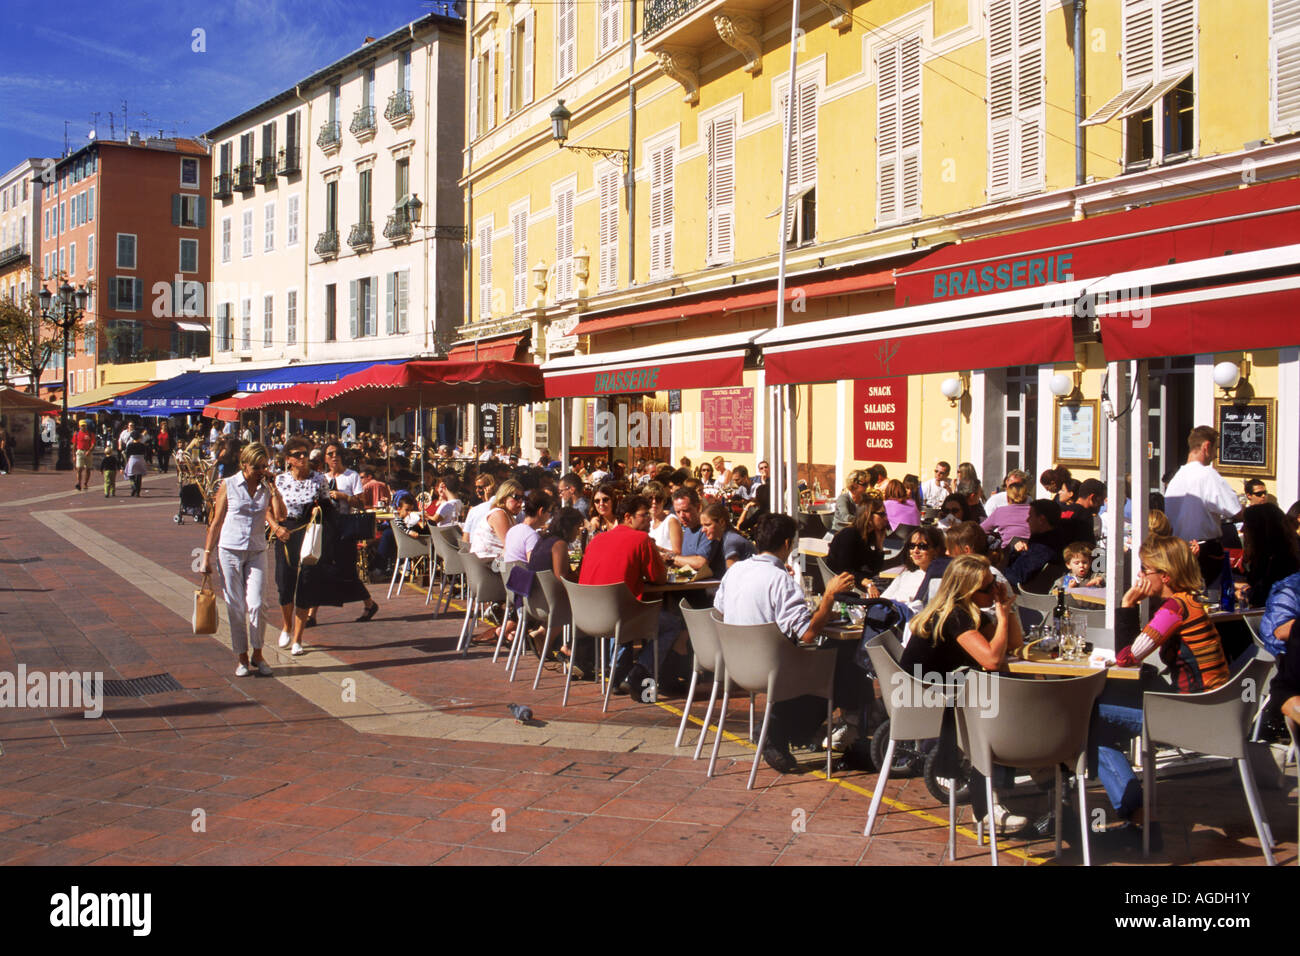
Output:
[1103,361,1125,632]
[1129,359,1150,629]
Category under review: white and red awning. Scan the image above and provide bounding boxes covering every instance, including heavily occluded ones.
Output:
[542,331,759,398]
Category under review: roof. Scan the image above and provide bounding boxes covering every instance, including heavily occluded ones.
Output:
[203,4,466,139]
[52,137,208,174]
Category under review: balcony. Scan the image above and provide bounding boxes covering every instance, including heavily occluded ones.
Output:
[277,147,301,176]
[0,242,29,269]
[642,0,772,100]
[254,157,276,184]
[385,90,413,129]
[350,106,377,142]
[213,172,233,199]
[644,0,705,34]
[315,230,339,258]
[233,164,255,191]
[317,120,342,154]
[383,212,412,243]
[347,221,374,251]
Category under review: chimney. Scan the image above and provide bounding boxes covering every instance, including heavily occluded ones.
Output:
[128,130,141,146]
[363,35,376,44]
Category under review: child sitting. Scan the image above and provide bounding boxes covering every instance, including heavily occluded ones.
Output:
[99,445,121,497]
[1054,541,1104,590]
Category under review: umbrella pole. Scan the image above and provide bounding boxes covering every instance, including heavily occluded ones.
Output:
[419,395,424,494]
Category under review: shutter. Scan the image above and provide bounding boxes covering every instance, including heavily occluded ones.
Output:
[649,145,673,277]
[599,169,618,290]
[555,190,574,298]
[558,0,576,82]
[479,221,493,315]
[88,186,93,221]
[487,44,496,129]
[367,277,377,336]
[899,36,922,220]
[523,11,535,105]
[133,278,143,312]
[1159,0,1195,75]
[398,271,409,333]
[386,271,396,334]
[503,23,513,117]
[512,208,527,310]
[108,278,117,310]
[349,279,358,337]
[1275,0,1300,132]
[707,117,734,263]
[171,194,181,225]
[1014,0,1044,195]
[469,50,479,138]
[876,42,900,223]
[196,196,206,228]
[988,0,1014,199]
[798,80,818,188]
[1125,0,1155,86]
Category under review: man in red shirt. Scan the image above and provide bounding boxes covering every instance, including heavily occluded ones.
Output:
[578,494,672,700]
[72,420,96,491]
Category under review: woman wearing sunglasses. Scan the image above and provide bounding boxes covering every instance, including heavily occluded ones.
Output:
[876,526,946,611]
[827,497,889,589]
[270,436,329,655]
[470,479,524,562]
[585,483,619,538]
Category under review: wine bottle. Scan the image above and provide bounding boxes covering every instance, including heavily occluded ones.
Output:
[1219,550,1235,613]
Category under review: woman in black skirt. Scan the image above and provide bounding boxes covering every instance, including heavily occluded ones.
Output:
[272,436,330,656]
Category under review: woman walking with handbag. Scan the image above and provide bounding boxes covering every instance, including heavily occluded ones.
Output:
[311,440,379,624]
[201,443,282,676]
[272,436,329,655]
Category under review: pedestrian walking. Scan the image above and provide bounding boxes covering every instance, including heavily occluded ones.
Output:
[156,423,173,473]
[123,430,149,496]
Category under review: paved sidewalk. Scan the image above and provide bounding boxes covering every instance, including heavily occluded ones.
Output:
[0,468,1294,865]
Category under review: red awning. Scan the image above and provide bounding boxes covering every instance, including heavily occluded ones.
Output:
[234,384,325,412]
[314,360,544,414]
[447,334,527,362]
[544,352,746,399]
[0,386,61,414]
[572,268,897,335]
[202,397,242,422]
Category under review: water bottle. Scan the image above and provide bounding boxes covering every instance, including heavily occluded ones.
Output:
[1219,550,1235,612]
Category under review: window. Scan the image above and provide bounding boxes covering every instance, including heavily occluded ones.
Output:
[398,49,412,91]
[471,45,495,137]
[597,167,618,291]
[221,217,231,263]
[1002,366,1039,481]
[1272,0,1300,135]
[350,276,376,337]
[556,0,577,83]
[598,0,621,56]
[359,169,372,223]
[69,242,75,276]
[116,233,136,269]
[395,158,410,203]
[219,142,233,175]
[706,116,735,265]
[264,201,275,252]
[87,234,94,272]
[553,184,574,298]
[477,217,493,317]
[329,85,340,125]
[325,284,337,341]
[264,294,274,347]
[110,277,141,311]
[173,193,204,228]
[988,0,1044,200]
[174,279,203,317]
[58,247,65,274]
[776,77,819,243]
[511,203,528,310]
[386,270,409,334]
[87,185,93,222]
[180,157,199,187]
[59,201,65,233]
[364,66,376,110]
[287,195,300,246]
[506,12,535,113]
[325,181,339,232]
[286,289,298,346]
[216,304,232,351]
[261,121,276,166]
[242,210,253,257]
[876,33,922,224]
[180,238,198,273]
[241,298,252,351]
[240,132,254,168]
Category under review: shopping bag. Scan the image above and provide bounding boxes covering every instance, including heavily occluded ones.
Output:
[299,510,323,566]
[193,572,218,635]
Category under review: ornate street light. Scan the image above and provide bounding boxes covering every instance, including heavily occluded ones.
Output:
[38,280,90,470]
[549,99,628,171]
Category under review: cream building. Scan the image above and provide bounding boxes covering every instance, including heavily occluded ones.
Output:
[0,158,46,310]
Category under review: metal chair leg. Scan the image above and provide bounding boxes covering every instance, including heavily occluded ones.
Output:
[1076,764,1092,867]
[864,739,894,836]
[747,700,774,790]
[532,621,554,691]
[707,681,731,778]
[693,679,721,761]
[1237,757,1277,866]
[675,668,700,749]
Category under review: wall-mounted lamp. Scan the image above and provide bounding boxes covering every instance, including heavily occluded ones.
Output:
[1213,355,1251,398]
[940,372,969,408]
[550,99,629,171]
[1049,362,1085,403]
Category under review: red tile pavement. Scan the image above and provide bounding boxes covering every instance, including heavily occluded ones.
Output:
[0,466,1295,867]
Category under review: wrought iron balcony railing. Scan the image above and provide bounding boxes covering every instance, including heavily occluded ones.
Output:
[643,0,704,34]
[277,147,301,176]
[385,90,414,125]
[254,157,276,183]
[347,221,374,250]
[315,230,339,257]
[0,243,30,268]
[317,121,341,149]
[233,164,255,191]
[383,212,412,242]
[350,106,377,137]
[213,172,233,199]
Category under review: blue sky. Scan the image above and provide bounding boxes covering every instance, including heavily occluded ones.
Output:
[0,0,458,165]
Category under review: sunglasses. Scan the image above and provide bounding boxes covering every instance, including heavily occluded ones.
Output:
[288,451,308,458]
[943,508,963,516]
[1247,489,1266,498]
[594,496,612,503]
[508,494,524,501]
[908,542,931,551]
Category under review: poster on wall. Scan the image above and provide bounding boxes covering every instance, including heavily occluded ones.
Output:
[853,377,908,462]
[700,388,753,454]
[1216,398,1275,477]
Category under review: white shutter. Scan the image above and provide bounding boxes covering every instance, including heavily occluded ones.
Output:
[899,36,922,220]
[1015,0,1044,195]
[988,0,1015,199]
[1274,0,1300,133]
[649,144,674,279]
[1159,0,1195,75]
[1125,0,1156,86]
[512,207,528,310]
[707,117,735,264]
[598,167,618,291]
[798,79,818,188]
[386,271,396,334]
[367,276,378,336]
[555,188,574,299]
[522,11,535,105]
[349,279,359,337]
[600,0,621,53]
[503,22,513,117]
[398,270,409,333]
[478,220,493,316]
[486,44,496,130]
[876,42,900,223]
[469,49,479,138]
[558,0,576,83]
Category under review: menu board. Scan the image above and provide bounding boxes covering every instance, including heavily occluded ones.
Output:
[1216,398,1275,476]
[853,377,908,462]
[478,403,499,448]
[701,388,753,453]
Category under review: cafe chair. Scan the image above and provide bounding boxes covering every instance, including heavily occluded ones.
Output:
[676,601,754,761]
[710,617,837,789]
[814,557,837,594]
[386,529,431,600]
[455,553,507,657]
[523,570,573,691]
[561,580,662,711]
[1287,715,1299,866]
[497,560,526,669]
[430,527,466,615]
[957,669,1107,866]
[1141,650,1278,865]
[1015,588,1059,617]
[861,631,962,860]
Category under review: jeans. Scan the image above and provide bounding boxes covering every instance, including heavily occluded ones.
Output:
[1090,701,1145,819]
[611,606,684,674]
[219,547,267,656]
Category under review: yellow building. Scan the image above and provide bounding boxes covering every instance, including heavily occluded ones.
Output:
[461,0,1300,509]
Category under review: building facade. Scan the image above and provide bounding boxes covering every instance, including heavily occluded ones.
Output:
[0,158,45,310]
[206,7,466,389]
[463,0,1300,503]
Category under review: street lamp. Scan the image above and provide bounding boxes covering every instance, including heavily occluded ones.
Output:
[38,280,90,471]
[549,99,629,171]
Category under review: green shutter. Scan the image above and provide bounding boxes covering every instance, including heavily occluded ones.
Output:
[196,197,206,228]
[133,278,143,312]
[108,278,117,310]
[172,194,181,226]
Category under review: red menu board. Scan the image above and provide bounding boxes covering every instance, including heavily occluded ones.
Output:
[701,388,754,453]
[853,377,908,462]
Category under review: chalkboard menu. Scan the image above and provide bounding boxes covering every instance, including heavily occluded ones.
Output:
[1215,398,1275,477]
[479,403,499,449]
[668,390,682,413]
[701,388,754,453]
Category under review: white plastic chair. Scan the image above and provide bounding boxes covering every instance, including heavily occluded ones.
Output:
[386,529,430,600]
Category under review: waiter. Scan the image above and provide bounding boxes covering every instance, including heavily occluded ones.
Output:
[1163,426,1242,590]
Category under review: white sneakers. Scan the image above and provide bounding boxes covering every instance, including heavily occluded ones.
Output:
[989,803,1029,833]
[278,630,292,648]
[291,642,305,656]
[237,659,274,676]
[235,662,251,677]
[256,659,273,676]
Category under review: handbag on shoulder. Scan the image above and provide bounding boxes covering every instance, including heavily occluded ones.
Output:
[299,509,323,566]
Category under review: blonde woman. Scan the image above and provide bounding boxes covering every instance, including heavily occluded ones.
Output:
[201,443,283,676]
[470,479,523,561]
[832,469,870,532]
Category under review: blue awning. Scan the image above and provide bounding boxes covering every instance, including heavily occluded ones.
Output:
[237,358,407,392]
[111,369,248,414]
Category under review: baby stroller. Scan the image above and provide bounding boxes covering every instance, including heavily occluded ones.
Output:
[174,454,210,525]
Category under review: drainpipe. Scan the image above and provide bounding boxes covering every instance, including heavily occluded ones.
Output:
[626,2,637,286]
[294,83,312,359]
[421,23,433,353]
[1075,0,1085,186]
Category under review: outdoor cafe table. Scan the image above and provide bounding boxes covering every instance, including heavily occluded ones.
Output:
[643,577,721,595]
[1066,585,1107,606]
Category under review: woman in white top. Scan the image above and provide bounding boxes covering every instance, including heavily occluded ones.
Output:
[876,526,943,615]
[645,481,683,555]
[471,479,523,561]
[696,461,721,498]
[201,443,284,677]
[430,474,464,527]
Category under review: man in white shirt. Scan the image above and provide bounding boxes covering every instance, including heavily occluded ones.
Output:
[1163,425,1242,588]
[984,470,1024,515]
[920,460,953,510]
[714,512,855,773]
[588,460,610,486]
